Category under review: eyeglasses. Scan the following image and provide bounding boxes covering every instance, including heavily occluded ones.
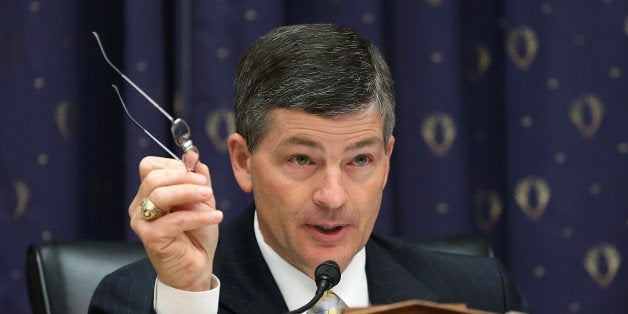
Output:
[92,32,199,172]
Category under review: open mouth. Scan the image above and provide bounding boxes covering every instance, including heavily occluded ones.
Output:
[305,222,349,243]
[315,225,343,233]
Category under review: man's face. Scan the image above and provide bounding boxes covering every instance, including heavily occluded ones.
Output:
[243,107,394,277]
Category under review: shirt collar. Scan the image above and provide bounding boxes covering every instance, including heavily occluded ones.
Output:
[253,210,369,311]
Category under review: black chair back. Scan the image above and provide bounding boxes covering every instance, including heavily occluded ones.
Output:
[25,236,492,313]
[26,241,146,314]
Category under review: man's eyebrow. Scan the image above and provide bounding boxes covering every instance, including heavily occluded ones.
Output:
[345,137,382,152]
[280,136,322,149]
[278,136,382,152]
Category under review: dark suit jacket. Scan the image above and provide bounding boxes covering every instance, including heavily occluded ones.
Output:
[89,205,529,313]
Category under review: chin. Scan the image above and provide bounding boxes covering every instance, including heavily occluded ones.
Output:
[303,246,354,271]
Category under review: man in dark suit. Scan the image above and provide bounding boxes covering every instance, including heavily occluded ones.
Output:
[90,24,529,313]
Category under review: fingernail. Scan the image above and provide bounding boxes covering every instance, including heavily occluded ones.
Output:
[211,210,223,220]
[198,186,212,197]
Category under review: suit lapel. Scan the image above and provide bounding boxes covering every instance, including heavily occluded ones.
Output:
[365,237,439,305]
[216,206,439,312]
[215,205,288,313]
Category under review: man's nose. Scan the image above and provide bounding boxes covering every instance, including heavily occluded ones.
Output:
[312,167,348,210]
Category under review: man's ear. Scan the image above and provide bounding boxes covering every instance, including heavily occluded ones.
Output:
[228,133,253,193]
[386,135,395,156]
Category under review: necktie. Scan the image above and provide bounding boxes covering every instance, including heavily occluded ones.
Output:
[307,290,347,314]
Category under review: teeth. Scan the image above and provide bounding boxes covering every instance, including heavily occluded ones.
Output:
[317,225,339,231]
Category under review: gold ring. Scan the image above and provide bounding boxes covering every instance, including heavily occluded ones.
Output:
[140,198,163,221]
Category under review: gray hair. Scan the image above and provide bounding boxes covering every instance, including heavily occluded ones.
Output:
[234,23,395,152]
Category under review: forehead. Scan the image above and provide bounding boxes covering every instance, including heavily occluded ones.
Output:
[262,108,385,147]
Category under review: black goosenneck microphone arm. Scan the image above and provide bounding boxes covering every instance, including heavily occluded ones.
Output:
[286,277,330,314]
[284,260,341,314]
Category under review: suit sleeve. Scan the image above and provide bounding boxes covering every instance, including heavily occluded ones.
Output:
[88,259,157,314]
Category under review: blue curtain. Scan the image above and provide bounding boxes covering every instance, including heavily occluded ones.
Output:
[1,1,626,313]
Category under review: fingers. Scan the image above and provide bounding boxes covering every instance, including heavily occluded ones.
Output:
[133,205,223,242]
[139,156,184,180]
[192,159,213,190]
[131,204,222,291]
[130,155,221,239]
[139,156,211,180]
[131,159,212,218]
[129,156,221,291]
[148,184,213,214]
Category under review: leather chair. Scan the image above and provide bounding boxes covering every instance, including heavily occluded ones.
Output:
[26,241,146,314]
[25,235,492,313]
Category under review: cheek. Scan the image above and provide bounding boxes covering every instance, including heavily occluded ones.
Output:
[351,169,387,200]
[254,174,296,207]
[360,195,381,223]
[349,179,384,227]
[251,164,308,228]
[253,160,313,203]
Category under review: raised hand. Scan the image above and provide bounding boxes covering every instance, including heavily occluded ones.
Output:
[129,157,223,291]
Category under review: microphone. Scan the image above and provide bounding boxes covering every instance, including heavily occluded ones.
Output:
[285,260,341,314]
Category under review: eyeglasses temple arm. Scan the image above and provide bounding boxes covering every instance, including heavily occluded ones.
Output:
[93,31,174,122]
[111,85,181,161]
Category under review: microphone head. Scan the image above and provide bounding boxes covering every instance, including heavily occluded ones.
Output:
[315,260,341,288]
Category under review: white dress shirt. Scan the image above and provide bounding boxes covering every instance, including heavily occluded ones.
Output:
[153,211,370,313]
[253,211,370,311]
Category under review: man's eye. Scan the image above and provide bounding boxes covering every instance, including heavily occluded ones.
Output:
[353,155,370,166]
[292,155,310,165]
